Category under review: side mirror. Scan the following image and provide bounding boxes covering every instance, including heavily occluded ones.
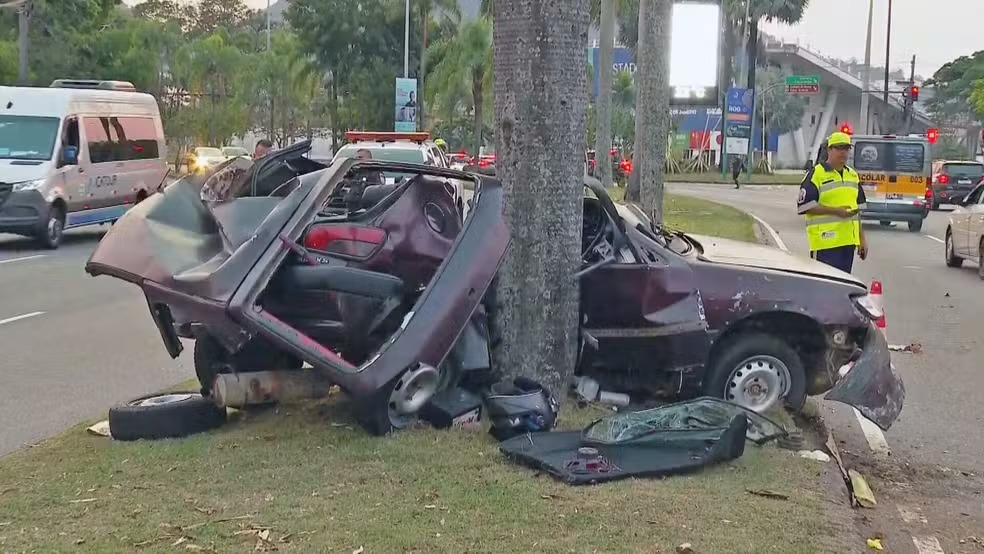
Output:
[61,145,79,166]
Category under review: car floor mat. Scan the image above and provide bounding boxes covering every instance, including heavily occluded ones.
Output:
[499,415,748,486]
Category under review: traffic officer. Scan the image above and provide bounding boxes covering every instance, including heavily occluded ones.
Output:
[796,131,868,274]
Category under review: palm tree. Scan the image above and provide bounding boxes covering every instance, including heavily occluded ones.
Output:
[740,1,809,99]
[624,0,671,222]
[488,0,591,402]
[417,0,461,127]
[425,17,492,157]
[591,0,635,187]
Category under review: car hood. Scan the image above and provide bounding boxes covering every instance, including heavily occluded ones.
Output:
[691,234,865,288]
[0,160,53,182]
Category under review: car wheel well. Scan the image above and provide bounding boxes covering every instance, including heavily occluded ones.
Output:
[51,197,67,213]
[710,311,826,381]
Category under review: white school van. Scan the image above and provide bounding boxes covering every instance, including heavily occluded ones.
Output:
[0,79,167,248]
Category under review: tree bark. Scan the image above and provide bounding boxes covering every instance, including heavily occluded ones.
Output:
[490,0,590,402]
[626,0,670,222]
[624,0,649,204]
[594,0,615,188]
[472,71,483,159]
[420,10,429,128]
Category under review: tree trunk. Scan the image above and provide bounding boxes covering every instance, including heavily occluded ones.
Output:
[489,0,590,402]
[594,0,615,187]
[624,0,650,204]
[745,18,759,165]
[472,72,483,159]
[627,0,671,222]
[420,12,429,128]
[329,78,339,152]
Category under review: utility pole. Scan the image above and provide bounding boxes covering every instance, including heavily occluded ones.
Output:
[904,54,916,135]
[265,0,271,50]
[860,0,874,134]
[883,0,893,105]
[0,0,31,84]
[403,0,410,78]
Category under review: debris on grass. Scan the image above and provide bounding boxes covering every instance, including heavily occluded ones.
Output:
[866,537,884,550]
[746,489,789,501]
[86,420,111,437]
[798,450,831,463]
[68,498,97,504]
[848,470,877,508]
[676,543,695,554]
[826,431,859,508]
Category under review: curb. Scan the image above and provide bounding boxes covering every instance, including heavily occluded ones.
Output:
[750,212,789,252]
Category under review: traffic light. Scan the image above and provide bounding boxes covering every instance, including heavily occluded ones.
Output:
[926,128,939,144]
[910,86,920,102]
[840,123,853,135]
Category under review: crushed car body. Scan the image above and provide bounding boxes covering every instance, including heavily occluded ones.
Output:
[85,149,904,436]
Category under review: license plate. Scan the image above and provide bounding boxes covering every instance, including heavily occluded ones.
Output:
[862,183,877,191]
[959,179,972,184]
[886,193,903,200]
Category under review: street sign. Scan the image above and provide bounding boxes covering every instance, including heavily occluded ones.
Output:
[785,75,820,95]
[725,87,754,154]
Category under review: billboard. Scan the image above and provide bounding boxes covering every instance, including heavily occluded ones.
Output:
[669,0,721,106]
[395,78,418,132]
[724,87,753,154]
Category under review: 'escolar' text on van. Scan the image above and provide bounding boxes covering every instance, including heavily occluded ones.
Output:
[0,79,168,248]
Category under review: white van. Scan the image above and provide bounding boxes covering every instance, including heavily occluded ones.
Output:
[0,79,167,248]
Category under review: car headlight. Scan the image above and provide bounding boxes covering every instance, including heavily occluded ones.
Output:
[12,178,45,192]
[852,294,884,320]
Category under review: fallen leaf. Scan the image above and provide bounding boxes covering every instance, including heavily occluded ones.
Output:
[185,545,205,551]
[1,487,17,495]
[167,466,177,473]
[745,489,789,501]
[867,537,884,550]
[352,547,364,554]
[424,504,437,509]
[173,537,189,546]
[676,543,694,554]
[258,529,271,541]
[69,498,97,504]
[75,538,85,545]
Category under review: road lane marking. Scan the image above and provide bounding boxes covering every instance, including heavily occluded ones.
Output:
[0,254,46,265]
[912,536,944,554]
[853,407,891,457]
[0,311,45,326]
[924,235,945,244]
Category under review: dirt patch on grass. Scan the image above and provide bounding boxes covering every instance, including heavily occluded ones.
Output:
[0,395,834,553]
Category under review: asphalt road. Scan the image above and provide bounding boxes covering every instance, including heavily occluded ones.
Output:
[671,182,983,554]
[0,227,193,456]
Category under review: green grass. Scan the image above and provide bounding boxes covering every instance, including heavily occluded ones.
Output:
[605,189,760,243]
[0,398,833,553]
[665,172,803,185]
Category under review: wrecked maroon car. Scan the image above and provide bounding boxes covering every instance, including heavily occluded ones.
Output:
[577,178,903,430]
[85,147,903,437]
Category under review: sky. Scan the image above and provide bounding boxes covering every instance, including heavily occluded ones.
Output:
[762,0,983,78]
[124,0,983,79]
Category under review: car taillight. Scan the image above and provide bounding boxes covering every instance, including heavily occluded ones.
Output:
[925,186,932,199]
[303,225,386,258]
[938,174,950,185]
[478,159,489,167]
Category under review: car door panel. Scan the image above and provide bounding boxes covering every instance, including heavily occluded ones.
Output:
[969,194,984,260]
[955,186,983,255]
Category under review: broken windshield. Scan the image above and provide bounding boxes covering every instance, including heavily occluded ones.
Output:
[581,397,788,445]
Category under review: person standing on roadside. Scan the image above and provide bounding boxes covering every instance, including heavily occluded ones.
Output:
[731,156,744,189]
[253,139,273,160]
[797,131,868,274]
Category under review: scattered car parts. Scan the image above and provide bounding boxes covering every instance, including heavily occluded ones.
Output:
[108,393,227,442]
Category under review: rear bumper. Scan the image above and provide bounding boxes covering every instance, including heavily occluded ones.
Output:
[859,202,927,222]
[0,190,48,234]
[826,322,904,431]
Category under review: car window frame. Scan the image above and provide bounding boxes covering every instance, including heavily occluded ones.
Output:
[964,184,984,206]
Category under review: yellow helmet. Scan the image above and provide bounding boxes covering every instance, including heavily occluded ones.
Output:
[827,132,852,148]
[434,138,447,148]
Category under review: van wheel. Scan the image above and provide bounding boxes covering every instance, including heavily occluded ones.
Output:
[135,190,148,204]
[36,204,65,249]
[908,219,923,232]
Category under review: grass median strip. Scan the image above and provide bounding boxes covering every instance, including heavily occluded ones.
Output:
[0,398,833,553]
[0,197,824,553]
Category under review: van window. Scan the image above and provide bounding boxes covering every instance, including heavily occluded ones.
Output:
[854,141,926,173]
[84,116,160,163]
[0,115,61,161]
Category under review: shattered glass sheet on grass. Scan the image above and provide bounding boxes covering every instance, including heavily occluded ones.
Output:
[582,397,788,446]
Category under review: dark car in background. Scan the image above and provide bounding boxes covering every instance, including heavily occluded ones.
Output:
[931,160,984,209]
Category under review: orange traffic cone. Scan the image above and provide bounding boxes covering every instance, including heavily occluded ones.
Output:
[870,279,886,339]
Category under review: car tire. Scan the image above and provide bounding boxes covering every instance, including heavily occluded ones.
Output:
[108,392,227,441]
[945,230,963,268]
[36,204,65,250]
[908,219,923,232]
[978,241,984,281]
[357,353,464,436]
[703,333,807,414]
[931,197,940,211]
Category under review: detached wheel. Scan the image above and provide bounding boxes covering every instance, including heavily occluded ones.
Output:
[36,204,65,249]
[945,230,963,268]
[703,333,807,414]
[108,393,226,441]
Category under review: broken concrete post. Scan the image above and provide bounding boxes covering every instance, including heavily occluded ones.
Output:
[212,370,333,408]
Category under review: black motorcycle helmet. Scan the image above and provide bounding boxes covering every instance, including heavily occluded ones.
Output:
[483,376,560,441]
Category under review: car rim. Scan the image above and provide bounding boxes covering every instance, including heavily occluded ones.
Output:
[723,355,791,413]
[947,235,954,260]
[130,393,196,407]
[387,364,439,428]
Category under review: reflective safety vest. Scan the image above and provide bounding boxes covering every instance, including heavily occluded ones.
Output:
[804,163,862,251]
